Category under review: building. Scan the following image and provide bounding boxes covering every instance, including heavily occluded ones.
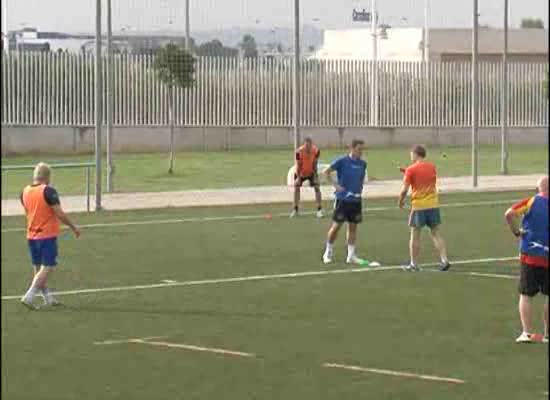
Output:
[430,28,548,62]
[311,27,549,63]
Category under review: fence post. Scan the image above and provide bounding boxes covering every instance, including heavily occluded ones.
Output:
[86,167,91,213]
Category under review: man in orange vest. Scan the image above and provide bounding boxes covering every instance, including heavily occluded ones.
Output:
[291,137,324,218]
[20,162,81,310]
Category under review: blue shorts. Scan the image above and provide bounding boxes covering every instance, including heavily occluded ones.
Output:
[28,237,58,267]
[409,208,441,229]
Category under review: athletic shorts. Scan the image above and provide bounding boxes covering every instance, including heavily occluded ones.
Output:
[332,199,362,224]
[28,237,58,267]
[409,208,441,229]
[294,174,319,187]
[518,264,548,297]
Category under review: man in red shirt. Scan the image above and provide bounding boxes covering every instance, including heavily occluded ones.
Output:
[398,145,450,271]
[505,176,548,343]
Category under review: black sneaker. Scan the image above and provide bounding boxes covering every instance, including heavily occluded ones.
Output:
[439,262,451,272]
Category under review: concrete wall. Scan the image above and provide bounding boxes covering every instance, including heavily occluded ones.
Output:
[1,126,548,156]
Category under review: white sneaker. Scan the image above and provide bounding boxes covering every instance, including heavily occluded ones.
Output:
[323,252,334,264]
[402,263,421,272]
[515,332,533,344]
[20,297,39,311]
[290,210,298,218]
[316,209,325,218]
[45,296,63,307]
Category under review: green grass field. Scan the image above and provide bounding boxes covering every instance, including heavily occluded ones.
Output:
[2,145,548,198]
[2,191,548,400]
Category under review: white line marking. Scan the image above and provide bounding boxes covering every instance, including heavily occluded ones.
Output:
[1,256,517,301]
[323,363,466,384]
[0,199,516,233]
[95,337,255,358]
[93,336,168,345]
[130,339,255,358]
[467,272,517,279]
[161,280,177,284]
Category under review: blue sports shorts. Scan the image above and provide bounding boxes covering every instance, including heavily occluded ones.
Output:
[409,208,441,229]
[28,237,58,267]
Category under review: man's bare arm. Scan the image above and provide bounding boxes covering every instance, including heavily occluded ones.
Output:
[323,166,344,192]
[398,183,410,209]
[52,205,81,238]
[504,208,523,237]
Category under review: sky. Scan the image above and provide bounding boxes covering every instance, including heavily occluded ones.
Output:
[3,0,549,34]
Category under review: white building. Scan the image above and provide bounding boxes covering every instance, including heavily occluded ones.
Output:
[311,28,424,62]
[311,27,548,63]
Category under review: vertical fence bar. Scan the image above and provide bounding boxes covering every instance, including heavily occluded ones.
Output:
[86,166,91,213]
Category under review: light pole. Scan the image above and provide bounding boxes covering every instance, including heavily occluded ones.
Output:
[423,0,430,62]
[185,0,190,50]
[370,0,379,127]
[293,0,301,150]
[500,0,509,175]
[3,0,8,51]
[472,0,479,187]
[106,0,114,192]
[95,0,103,209]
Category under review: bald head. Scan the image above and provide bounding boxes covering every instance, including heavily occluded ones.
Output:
[33,162,51,184]
[537,176,548,195]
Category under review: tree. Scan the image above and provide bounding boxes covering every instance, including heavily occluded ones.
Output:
[520,18,544,29]
[239,34,258,58]
[153,42,196,174]
[196,39,238,58]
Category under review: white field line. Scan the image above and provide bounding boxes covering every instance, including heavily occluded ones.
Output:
[95,337,255,358]
[0,199,516,234]
[466,272,517,279]
[131,339,255,358]
[1,256,517,301]
[93,336,168,345]
[323,362,466,385]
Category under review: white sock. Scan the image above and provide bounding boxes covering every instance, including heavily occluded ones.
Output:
[325,242,334,253]
[23,287,38,301]
[41,288,54,302]
[441,257,449,264]
[347,244,356,258]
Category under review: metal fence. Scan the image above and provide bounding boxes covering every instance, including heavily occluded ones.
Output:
[1,162,94,211]
[2,51,548,128]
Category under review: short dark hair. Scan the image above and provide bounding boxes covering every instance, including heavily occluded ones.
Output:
[411,145,427,158]
[351,139,365,148]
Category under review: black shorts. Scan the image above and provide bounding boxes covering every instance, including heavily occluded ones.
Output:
[518,264,549,297]
[332,200,362,224]
[294,174,319,187]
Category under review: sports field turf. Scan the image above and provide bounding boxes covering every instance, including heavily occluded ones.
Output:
[2,191,548,400]
[2,145,548,198]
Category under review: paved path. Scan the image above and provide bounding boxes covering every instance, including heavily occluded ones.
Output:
[2,174,541,216]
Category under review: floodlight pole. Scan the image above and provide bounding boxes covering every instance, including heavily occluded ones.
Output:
[95,0,103,210]
[293,0,301,150]
[423,0,429,62]
[185,0,191,50]
[106,0,115,192]
[471,0,479,187]
[3,0,8,51]
[370,0,379,127]
[500,0,509,175]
